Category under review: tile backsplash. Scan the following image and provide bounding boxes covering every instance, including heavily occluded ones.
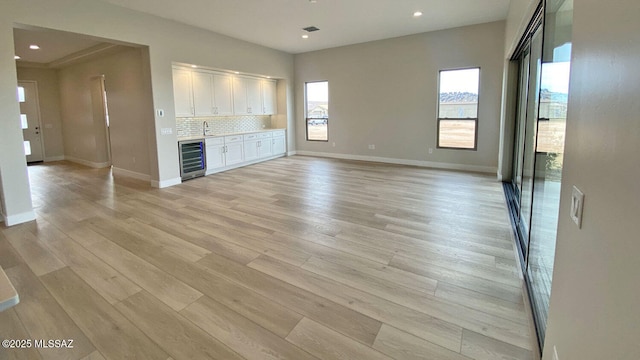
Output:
[176,115,272,137]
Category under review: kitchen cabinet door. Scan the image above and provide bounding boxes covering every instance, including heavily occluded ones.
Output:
[225,142,244,166]
[262,80,277,115]
[192,71,215,117]
[205,137,225,172]
[212,73,233,116]
[246,78,262,114]
[172,68,194,117]
[244,139,259,161]
[232,77,248,115]
[272,134,286,155]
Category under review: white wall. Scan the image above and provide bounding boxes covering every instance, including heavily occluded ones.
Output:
[0,0,294,223]
[16,66,65,161]
[57,47,153,176]
[294,21,505,173]
[542,0,640,359]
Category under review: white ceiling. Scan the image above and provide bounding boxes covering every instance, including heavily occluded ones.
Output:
[13,0,511,65]
[13,28,105,64]
[99,0,511,54]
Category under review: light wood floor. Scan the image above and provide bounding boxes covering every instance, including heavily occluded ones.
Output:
[0,156,535,360]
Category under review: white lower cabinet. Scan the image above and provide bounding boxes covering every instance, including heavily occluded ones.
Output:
[205,137,225,173]
[202,130,286,175]
[224,135,244,166]
[243,134,259,162]
[256,132,273,158]
[272,130,286,155]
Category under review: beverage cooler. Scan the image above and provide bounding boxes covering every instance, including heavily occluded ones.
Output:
[178,140,206,180]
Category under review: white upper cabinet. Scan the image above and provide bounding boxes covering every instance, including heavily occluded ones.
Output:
[173,66,276,117]
[192,71,234,116]
[212,73,233,116]
[172,67,194,117]
[234,76,262,115]
[262,79,277,115]
[192,71,215,117]
[232,76,249,115]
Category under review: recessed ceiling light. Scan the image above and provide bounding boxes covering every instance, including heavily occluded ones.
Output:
[29,44,40,50]
[302,34,309,39]
[191,65,197,68]
[413,11,423,17]
[309,0,317,3]
[266,76,271,79]
[234,71,240,74]
[14,55,20,60]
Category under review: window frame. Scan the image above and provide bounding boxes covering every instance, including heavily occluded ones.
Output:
[304,80,329,142]
[436,67,480,151]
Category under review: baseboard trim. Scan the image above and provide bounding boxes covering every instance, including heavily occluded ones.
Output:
[44,155,65,162]
[151,177,182,189]
[4,210,36,226]
[294,151,497,174]
[112,167,151,181]
[287,150,298,156]
[65,156,110,169]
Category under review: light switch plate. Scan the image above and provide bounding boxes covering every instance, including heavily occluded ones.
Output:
[160,127,173,135]
[570,186,584,228]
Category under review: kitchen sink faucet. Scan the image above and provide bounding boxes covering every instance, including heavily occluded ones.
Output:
[203,120,209,136]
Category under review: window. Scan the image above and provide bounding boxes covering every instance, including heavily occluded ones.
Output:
[437,68,480,150]
[305,81,328,141]
[17,86,25,102]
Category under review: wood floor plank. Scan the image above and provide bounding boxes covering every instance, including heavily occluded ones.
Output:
[117,241,304,339]
[390,254,524,304]
[147,220,261,265]
[300,256,531,350]
[189,220,312,266]
[115,291,244,360]
[80,351,106,360]
[115,217,211,262]
[286,317,393,360]
[81,219,203,311]
[197,252,383,346]
[3,227,65,276]
[249,255,463,352]
[373,324,473,360]
[40,267,170,360]
[181,295,318,360]
[461,329,533,360]
[0,308,43,360]
[435,282,529,325]
[39,231,142,305]
[303,251,438,295]
[0,233,24,270]
[5,264,95,359]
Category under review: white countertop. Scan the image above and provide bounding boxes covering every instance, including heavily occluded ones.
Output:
[177,128,286,142]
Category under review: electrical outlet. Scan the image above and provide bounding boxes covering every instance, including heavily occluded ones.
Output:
[368,144,375,150]
[553,346,559,360]
[161,127,173,135]
[332,142,336,147]
[570,186,584,228]
[132,157,136,164]
[428,148,433,154]
[156,109,165,117]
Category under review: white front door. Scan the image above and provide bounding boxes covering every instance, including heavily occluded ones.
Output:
[18,81,44,163]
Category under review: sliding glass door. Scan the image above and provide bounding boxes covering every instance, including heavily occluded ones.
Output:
[527,0,573,342]
[505,0,573,348]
